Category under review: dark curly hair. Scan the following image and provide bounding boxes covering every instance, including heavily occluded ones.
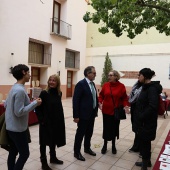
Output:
[12,64,29,80]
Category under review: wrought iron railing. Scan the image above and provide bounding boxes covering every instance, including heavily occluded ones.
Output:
[51,17,72,40]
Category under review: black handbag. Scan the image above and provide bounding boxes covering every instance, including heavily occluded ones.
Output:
[110,86,126,120]
[114,106,126,120]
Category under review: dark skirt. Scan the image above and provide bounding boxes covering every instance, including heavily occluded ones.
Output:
[102,113,120,140]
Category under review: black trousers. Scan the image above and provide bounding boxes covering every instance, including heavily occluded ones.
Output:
[74,114,95,153]
[7,130,29,170]
[140,140,151,160]
[40,144,56,158]
[132,133,140,150]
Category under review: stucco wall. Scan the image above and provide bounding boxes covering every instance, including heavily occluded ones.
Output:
[86,44,170,94]
[0,0,88,99]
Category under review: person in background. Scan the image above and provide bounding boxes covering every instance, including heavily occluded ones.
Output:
[35,74,66,170]
[98,70,129,155]
[73,66,98,161]
[134,68,162,170]
[128,81,143,154]
[5,64,42,170]
[160,91,168,100]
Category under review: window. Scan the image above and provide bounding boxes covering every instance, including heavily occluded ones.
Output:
[65,50,80,69]
[28,39,52,66]
[29,42,44,64]
[65,51,75,68]
[51,1,72,39]
[52,1,61,34]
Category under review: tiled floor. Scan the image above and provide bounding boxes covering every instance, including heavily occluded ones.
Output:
[0,98,169,170]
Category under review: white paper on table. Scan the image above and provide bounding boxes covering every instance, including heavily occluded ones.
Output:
[159,154,170,164]
[165,144,170,150]
[163,149,170,155]
[160,154,170,159]
[160,162,170,170]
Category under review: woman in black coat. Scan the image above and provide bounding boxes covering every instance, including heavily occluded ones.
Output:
[129,81,142,153]
[133,68,162,170]
[35,74,66,170]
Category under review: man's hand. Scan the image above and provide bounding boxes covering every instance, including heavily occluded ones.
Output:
[73,118,79,123]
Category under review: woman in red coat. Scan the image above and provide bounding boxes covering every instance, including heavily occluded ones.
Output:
[98,70,129,154]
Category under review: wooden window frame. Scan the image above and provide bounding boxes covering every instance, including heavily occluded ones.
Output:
[52,1,61,34]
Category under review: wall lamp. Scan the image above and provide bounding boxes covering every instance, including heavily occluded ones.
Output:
[57,61,61,76]
[9,53,14,73]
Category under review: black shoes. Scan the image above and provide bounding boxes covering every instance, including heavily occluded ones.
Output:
[74,152,85,161]
[101,146,107,154]
[101,146,117,154]
[41,157,52,170]
[135,161,152,167]
[50,157,63,164]
[84,148,96,156]
[42,164,52,170]
[112,147,117,154]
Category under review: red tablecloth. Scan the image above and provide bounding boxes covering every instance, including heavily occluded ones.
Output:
[0,103,5,116]
[28,110,38,125]
[164,99,170,111]
[0,103,38,125]
[158,99,170,118]
[152,130,170,170]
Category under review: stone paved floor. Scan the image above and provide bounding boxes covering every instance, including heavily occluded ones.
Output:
[0,98,169,170]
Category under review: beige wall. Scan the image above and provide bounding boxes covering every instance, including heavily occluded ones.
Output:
[86,46,170,92]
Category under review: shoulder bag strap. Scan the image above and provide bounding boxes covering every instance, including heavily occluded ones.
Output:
[110,86,116,109]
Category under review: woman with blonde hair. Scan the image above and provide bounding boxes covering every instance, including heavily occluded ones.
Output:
[35,74,66,170]
[98,70,129,154]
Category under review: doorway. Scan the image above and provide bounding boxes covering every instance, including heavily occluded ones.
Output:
[66,71,73,97]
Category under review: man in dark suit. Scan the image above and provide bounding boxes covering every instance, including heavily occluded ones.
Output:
[73,66,98,161]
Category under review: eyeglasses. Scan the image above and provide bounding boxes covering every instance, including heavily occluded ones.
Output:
[90,72,96,75]
[108,74,114,77]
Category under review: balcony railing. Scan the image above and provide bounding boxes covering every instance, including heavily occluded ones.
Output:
[51,18,72,40]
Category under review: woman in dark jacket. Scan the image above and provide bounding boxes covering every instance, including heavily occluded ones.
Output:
[129,81,142,153]
[35,74,66,170]
[133,68,162,170]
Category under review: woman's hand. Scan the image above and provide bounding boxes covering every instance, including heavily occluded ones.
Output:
[124,106,130,114]
[98,103,102,110]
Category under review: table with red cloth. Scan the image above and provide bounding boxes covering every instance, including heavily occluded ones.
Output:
[158,98,170,118]
[0,103,38,126]
[153,130,170,170]
[163,99,170,118]
[0,103,5,116]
